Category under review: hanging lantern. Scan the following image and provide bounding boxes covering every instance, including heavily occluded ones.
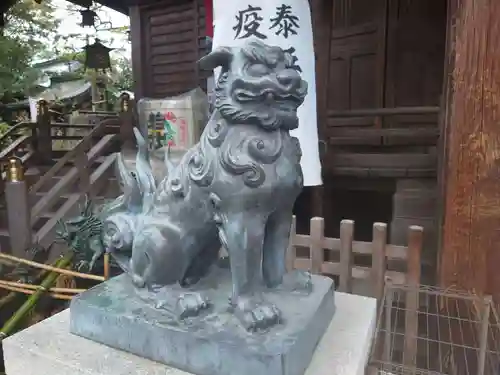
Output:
[74,0,92,7]
[83,39,113,73]
[80,8,97,27]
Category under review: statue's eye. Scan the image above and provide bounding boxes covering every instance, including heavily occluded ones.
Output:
[248,63,270,76]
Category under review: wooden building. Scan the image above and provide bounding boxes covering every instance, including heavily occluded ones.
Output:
[65,0,500,300]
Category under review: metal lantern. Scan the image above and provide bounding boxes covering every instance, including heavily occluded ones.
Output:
[73,0,93,7]
[80,8,97,27]
[83,39,113,73]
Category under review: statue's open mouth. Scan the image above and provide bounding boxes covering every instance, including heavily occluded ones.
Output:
[273,98,301,111]
[234,88,304,106]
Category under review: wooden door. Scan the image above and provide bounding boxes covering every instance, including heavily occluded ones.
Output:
[384,0,447,129]
[317,0,388,238]
[326,0,387,127]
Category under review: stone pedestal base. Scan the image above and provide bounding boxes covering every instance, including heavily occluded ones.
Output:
[3,292,376,375]
[69,270,335,375]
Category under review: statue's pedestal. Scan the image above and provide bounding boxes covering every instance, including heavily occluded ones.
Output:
[70,270,338,375]
[3,291,376,375]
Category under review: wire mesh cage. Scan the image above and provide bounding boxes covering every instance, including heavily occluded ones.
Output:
[367,279,500,375]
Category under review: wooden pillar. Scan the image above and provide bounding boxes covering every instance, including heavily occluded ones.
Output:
[4,157,31,256]
[309,0,332,217]
[119,93,135,150]
[129,5,146,100]
[436,0,460,270]
[440,0,500,299]
[36,99,52,164]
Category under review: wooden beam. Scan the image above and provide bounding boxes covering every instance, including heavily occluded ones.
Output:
[65,0,128,14]
[440,0,500,300]
[328,106,440,117]
[129,5,145,99]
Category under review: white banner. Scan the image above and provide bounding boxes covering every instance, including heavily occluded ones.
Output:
[212,0,322,186]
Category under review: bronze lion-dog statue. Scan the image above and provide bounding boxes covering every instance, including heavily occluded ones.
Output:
[101,40,312,332]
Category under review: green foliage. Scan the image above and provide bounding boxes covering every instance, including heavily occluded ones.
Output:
[0,121,12,148]
[109,56,133,92]
[0,121,31,149]
[0,122,10,135]
[0,0,59,94]
[0,0,132,107]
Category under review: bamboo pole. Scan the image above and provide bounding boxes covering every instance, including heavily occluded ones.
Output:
[0,282,72,300]
[0,279,86,294]
[0,253,74,339]
[103,252,110,280]
[0,252,105,281]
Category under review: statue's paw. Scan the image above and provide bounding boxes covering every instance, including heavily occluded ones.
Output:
[233,296,281,332]
[176,292,210,319]
[280,270,313,294]
[131,273,146,288]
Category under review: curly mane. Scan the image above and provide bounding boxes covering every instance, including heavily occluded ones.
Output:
[166,41,306,192]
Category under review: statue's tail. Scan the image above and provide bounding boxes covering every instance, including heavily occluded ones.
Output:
[133,127,156,211]
[105,128,157,217]
[114,151,142,213]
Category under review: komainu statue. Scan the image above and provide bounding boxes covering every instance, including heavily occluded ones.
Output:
[101,39,311,332]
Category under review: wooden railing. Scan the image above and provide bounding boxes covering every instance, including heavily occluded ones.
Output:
[78,109,117,117]
[287,216,423,303]
[1,95,134,258]
[33,152,118,253]
[30,120,118,221]
[288,215,423,365]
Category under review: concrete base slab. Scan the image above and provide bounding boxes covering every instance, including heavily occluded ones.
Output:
[3,292,377,375]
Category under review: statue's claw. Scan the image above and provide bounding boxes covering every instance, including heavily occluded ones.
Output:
[232,296,281,332]
[176,292,210,319]
[276,270,313,294]
[131,273,146,288]
[151,289,210,318]
[76,260,90,272]
[88,250,103,272]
